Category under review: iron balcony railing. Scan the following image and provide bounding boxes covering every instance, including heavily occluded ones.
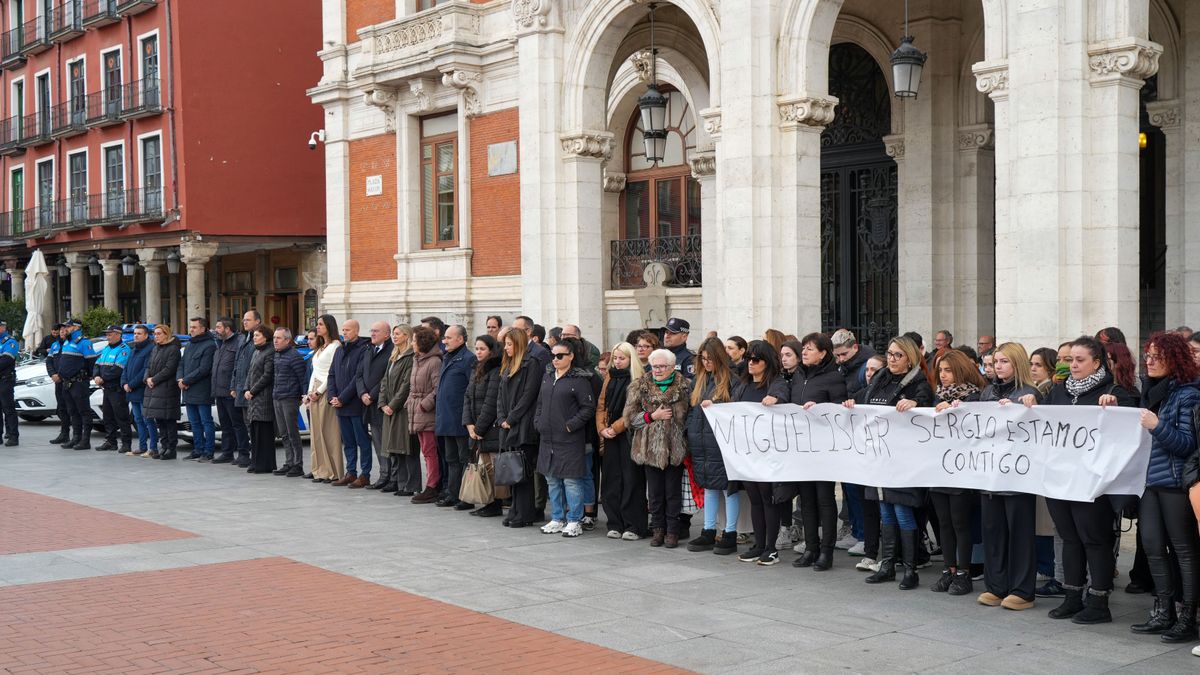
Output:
[11,187,165,239]
[81,0,119,27]
[120,78,162,119]
[0,209,25,237]
[19,111,53,147]
[609,234,703,290]
[20,13,52,55]
[0,115,26,155]
[115,0,157,16]
[50,98,88,138]
[50,1,85,42]
[86,85,125,126]
[1,25,25,69]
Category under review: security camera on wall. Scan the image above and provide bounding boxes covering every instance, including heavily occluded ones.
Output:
[308,130,326,150]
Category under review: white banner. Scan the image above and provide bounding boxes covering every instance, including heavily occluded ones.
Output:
[702,402,1153,501]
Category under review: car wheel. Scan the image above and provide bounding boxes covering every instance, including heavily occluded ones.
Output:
[18,414,48,422]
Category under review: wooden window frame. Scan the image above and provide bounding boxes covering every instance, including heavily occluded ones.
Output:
[420,131,458,250]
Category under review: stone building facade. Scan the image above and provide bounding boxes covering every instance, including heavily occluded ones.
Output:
[311,0,1194,351]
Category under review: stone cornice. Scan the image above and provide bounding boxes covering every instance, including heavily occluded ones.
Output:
[1088,38,1161,87]
[561,131,614,161]
[778,94,837,129]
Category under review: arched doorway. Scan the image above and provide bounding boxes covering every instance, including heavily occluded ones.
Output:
[820,42,897,349]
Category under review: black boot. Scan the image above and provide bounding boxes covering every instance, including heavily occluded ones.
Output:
[97,440,116,452]
[713,531,738,556]
[931,569,953,592]
[1048,587,1086,619]
[73,424,92,450]
[947,570,973,596]
[62,423,80,448]
[793,549,818,568]
[49,426,70,444]
[1072,591,1112,625]
[1131,595,1176,634]
[866,526,897,584]
[812,546,834,571]
[898,529,920,590]
[687,529,717,552]
[1161,602,1197,643]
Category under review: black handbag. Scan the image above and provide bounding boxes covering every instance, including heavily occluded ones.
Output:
[494,449,527,487]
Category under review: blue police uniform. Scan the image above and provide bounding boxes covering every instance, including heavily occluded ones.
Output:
[58,327,97,449]
[46,332,71,443]
[95,337,132,450]
[0,329,18,444]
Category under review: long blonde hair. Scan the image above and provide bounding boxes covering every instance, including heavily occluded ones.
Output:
[609,341,643,381]
[390,324,412,363]
[995,342,1036,389]
[691,337,733,405]
[502,330,528,377]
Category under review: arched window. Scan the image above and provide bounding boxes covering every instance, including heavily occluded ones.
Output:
[621,89,700,242]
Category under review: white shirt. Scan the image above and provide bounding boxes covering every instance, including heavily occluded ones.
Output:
[307,340,341,395]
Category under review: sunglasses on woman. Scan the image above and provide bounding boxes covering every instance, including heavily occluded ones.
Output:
[552,352,571,360]
[748,356,764,364]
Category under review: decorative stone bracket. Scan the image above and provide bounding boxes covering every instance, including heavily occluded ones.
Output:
[512,0,560,36]
[957,125,994,151]
[630,49,653,83]
[408,78,435,113]
[603,170,627,193]
[440,69,482,118]
[972,60,1009,101]
[778,94,837,129]
[699,107,722,141]
[561,131,615,161]
[363,87,398,133]
[1087,38,1161,87]
[1146,100,1181,131]
[882,135,905,161]
[688,152,716,178]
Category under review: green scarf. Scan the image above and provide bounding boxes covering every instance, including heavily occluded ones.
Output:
[655,373,675,392]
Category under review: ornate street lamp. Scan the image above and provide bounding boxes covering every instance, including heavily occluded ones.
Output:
[166,249,181,275]
[890,1,927,99]
[121,255,137,277]
[87,254,101,276]
[637,2,668,163]
[55,256,68,276]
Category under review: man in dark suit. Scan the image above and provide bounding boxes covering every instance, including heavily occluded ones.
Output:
[358,320,392,490]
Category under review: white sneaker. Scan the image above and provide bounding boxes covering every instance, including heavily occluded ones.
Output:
[541,520,564,534]
[835,534,859,550]
[792,541,807,554]
[775,526,791,550]
[561,522,583,538]
[847,541,866,557]
[856,557,879,572]
[606,529,622,539]
[621,530,641,541]
[1192,643,1199,657]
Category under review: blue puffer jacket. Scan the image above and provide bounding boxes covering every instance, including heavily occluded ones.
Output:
[1144,378,1200,488]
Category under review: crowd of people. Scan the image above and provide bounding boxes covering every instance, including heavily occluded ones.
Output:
[12,310,1200,656]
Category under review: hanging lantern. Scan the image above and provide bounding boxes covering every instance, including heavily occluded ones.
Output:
[121,255,137,277]
[637,3,669,163]
[166,250,181,275]
[890,2,927,99]
[87,254,101,276]
[56,256,68,276]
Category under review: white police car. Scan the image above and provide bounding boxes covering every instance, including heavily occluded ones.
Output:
[13,337,107,421]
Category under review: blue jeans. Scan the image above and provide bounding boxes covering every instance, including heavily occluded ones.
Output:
[703,488,741,532]
[186,404,215,457]
[338,414,372,479]
[130,401,157,451]
[880,501,917,531]
[843,482,864,540]
[546,454,590,524]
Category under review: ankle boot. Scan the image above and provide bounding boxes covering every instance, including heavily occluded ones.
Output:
[687,528,717,552]
[898,529,920,590]
[650,528,666,547]
[73,423,92,450]
[1161,602,1198,643]
[49,427,70,444]
[948,570,973,596]
[812,546,834,571]
[1072,591,1112,625]
[1131,594,1176,634]
[866,526,897,584]
[713,531,738,555]
[1049,587,1086,619]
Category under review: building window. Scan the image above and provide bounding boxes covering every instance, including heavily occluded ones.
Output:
[36,160,51,227]
[102,48,121,115]
[103,144,123,216]
[140,34,158,105]
[420,114,457,249]
[10,167,23,235]
[140,134,161,212]
[68,58,85,124]
[274,266,298,291]
[68,151,85,220]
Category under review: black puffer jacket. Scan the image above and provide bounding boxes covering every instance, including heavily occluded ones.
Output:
[496,354,541,449]
[773,355,847,405]
[862,367,934,506]
[462,356,502,452]
[534,366,595,479]
[839,344,876,400]
[143,338,182,421]
[687,375,733,490]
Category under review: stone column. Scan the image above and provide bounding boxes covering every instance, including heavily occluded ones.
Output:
[179,242,219,322]
[1148,100,1187,327]
[955,124,997,339]
[688,151,718,331]
[62,252,88,319]
[557,132,611,339]
[141,260,163,324]
[4,259,23,301]
[100,257,121,313]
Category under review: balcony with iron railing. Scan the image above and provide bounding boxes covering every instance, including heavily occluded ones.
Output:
[85,86,124,127]
[115,0,157,16]
[354,0,486,81]
[19,111,53,148]
[81,0,119,27]
[50,99,88,138]
[1,26,25,69]
[120,78,162,120]
[0,115,26,156]
[20,13,52,56]
[610,234,703,290]
[0,208,26,238]
[50,1,85,43]
[10,187,165,239]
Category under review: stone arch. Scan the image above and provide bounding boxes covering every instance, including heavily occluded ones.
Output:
[606,48,712,171]
[1148,0,1180,100]
[561,0,720,134]
[979,0,1007,60]
[830,14,905,134]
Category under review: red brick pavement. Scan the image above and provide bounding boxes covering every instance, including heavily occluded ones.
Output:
[0,557,689,674]
[0,486,194,555]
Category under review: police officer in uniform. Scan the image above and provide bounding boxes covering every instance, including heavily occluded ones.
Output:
[57,319,96,450]
[94,325,132,452]
[0,320,19,446]
[46,323,71,445]
[663,317,695,379]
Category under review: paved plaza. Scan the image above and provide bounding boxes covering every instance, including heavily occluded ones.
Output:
[1,422,1197,674]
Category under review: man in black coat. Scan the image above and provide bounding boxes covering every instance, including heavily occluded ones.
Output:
[832,328,875,401]
[178,317,217,461]
[210,317,245,464]
[513,315,551,373]
[230,310,262,468]
[327,319,373,488]
[357,320,392,490]
[663,317,695,379]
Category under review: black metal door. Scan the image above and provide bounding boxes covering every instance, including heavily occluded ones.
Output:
[820,43,897,350]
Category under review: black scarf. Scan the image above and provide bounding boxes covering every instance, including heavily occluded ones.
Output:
[1143,376,1172,413]
[604,367,632,425]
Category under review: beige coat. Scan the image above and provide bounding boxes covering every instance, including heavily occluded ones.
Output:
[406,350,442,432]
[622,374,689,469]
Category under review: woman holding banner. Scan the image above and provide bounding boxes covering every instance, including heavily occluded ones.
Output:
[845,336,933,590]
[931,349,989,595]
[1131,331,1200,643]
[977,342,1043,611]
[685,337,740,555]
[1040,336,1138,624]
[733,341,785,565]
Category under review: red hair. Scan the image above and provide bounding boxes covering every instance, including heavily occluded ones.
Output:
[1104,343,1137,391]
[1144,331,1200,383]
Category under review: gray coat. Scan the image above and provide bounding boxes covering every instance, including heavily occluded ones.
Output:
[244,342,275,423]
[143,338,182,421]
[379,349,413,455]
[534,367,596,479]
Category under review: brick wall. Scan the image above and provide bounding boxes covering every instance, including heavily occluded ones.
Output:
[469,108,521,277]
[345,0,394,43]
[349,137,398,282]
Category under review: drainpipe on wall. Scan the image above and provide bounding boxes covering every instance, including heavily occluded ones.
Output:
[163,0,180,223]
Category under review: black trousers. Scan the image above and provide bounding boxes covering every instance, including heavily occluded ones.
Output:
[215,396,248,457]
[0,376,16,440]
[645,464,683,534]
[439,435,471,502]
[1047,496,1116,592]
[861,489,881,559]
[799,480,837,552]
[930,491,974,569]
[101,387,132,446]
[64,378,90,429]
[251,420,278,472]
[508,444,539,524]
[156,417,178,452]
[367,406,390,484]
[746,481,780,553]
[981,493,1037,601]
[1139,486,1199,603]
[53,380,69,434]
[600,435,647,536]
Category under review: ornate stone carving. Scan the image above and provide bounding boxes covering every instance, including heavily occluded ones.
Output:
[957,126,994,151]
[778,95,837,128]
[376,15,443,54]
[1146,100,1181,130]
[561,131,614,161]
[441,70,482,118]
[629,49,654,83]
[972,61,1009,97]
[688,152,716,178]
[882,135,905,160]
[699,107,721,140]
[1088,38,1161,82]
[362,87,398,133]
[512,0,554,32]
[408,78,433,112]
[603,170,627,193]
